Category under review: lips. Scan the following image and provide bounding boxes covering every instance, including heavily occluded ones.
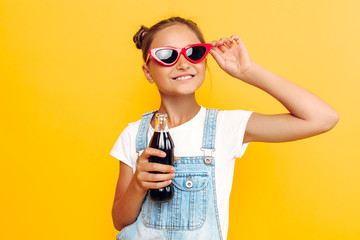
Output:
[172,74,195,81]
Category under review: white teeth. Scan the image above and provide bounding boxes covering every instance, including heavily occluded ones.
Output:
[174,75,193,80]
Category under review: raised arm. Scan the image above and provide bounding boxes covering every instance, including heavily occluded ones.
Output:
[210,36,339,143]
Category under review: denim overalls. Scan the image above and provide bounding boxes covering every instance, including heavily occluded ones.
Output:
[117,109,223,240]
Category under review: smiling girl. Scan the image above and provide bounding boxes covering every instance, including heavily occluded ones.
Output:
[110,17,339,240]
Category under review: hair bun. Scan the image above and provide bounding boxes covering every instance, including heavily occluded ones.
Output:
[133,25,148,49]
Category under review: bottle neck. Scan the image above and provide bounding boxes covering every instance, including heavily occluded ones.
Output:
[155,118,169,132]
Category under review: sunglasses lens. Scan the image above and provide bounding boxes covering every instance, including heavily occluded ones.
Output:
[155,49,178,64]
[186,46,207,61]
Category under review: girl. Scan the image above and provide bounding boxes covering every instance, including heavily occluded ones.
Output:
[110,17,339,240]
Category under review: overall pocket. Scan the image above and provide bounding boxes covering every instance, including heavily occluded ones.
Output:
[142,171,209,230]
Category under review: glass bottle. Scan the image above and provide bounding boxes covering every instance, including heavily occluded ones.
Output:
[148,113,175,202]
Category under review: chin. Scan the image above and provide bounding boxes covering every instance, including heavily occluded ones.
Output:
[158,79,204,96]
[159,88,196,97]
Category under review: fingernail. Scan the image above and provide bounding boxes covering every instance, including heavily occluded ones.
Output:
[171,166,175,171]
[161,152,166,157]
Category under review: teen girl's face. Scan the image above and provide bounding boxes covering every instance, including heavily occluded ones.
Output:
[142,24,206,96]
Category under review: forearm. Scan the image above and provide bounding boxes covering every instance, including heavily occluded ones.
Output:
[241,62,339,128]
[112,177,147,231]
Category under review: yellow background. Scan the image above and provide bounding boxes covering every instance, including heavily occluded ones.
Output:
[1,0,359,239]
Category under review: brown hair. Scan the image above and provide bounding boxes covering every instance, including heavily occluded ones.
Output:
[133,17,206,62]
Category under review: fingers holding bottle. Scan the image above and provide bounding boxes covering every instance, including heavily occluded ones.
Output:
[134,147,176,192]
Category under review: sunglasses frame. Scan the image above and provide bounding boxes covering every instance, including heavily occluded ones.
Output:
[145,43,212,66]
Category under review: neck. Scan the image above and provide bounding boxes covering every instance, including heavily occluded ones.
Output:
[154,93,201,129]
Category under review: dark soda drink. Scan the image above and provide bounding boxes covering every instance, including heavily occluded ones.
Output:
[148,113,175,202]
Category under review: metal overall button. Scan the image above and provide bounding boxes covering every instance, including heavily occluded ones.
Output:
[185,175,193,188]
[204,156,212,165]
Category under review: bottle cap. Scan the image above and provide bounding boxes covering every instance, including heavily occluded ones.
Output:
[156,113,168,121]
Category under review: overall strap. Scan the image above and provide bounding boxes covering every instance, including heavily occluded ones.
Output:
[201,108,219,155]
[135,111,157,154]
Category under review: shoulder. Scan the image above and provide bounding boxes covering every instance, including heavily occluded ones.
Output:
[109,115,145,166]
[119,109,158,137]
[215,109,253,141]
[121,110,154,135]
[124,119,141,135]
[216,109,253,124]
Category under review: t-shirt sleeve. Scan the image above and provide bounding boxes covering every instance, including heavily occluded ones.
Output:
[109,124,136,169]
[234,110,253,158]
[218,110,253,159]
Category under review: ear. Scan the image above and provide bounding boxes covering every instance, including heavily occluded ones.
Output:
[142,65,154,83]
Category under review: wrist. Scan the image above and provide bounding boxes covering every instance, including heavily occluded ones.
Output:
[132,177,148,196]
[236,61,258,83]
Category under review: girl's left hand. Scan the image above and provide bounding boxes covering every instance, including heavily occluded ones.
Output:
[210,35,254,81]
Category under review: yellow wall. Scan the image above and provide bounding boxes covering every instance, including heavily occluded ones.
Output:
[1,0,359,239]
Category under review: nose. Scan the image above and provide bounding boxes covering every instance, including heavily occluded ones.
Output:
[175,53,190,70]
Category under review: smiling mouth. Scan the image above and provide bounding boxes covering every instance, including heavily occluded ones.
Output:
[172,75,195,81]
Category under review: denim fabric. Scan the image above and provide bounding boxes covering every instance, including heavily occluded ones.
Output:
[117,109,222,240]
[135,111,157,153]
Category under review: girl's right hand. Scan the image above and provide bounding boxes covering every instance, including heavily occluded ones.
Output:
[133,147,176,193]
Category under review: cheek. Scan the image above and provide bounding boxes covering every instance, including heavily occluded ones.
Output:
[198,64,206,78]
[151,69,172,85]
[194,66,206,88]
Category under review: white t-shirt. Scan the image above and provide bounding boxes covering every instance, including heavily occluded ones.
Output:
[110,106,253,239]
